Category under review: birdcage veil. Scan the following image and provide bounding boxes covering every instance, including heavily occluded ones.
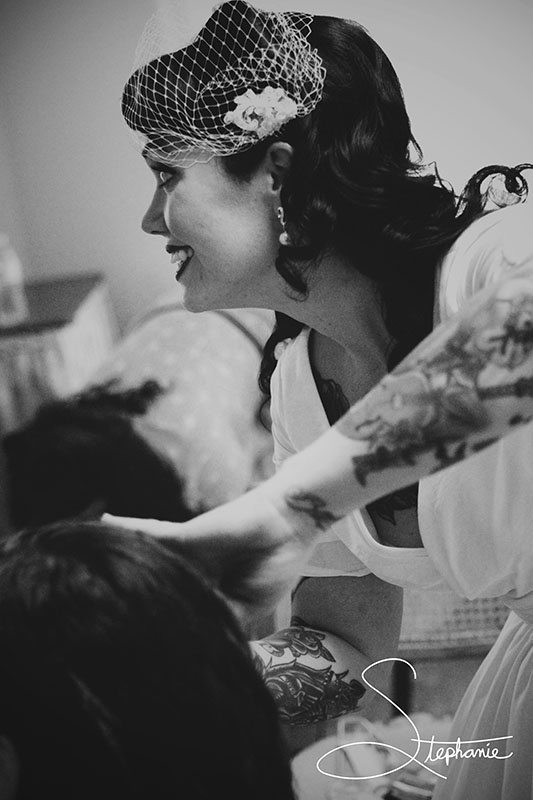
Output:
[122,0,326,167]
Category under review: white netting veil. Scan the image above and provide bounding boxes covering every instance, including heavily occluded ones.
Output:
[122,0,326,167]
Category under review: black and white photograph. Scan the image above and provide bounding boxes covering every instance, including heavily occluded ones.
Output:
[1,1,532,798]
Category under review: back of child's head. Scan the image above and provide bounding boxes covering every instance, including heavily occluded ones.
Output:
[3,380,194,529]
[0,520,295,799]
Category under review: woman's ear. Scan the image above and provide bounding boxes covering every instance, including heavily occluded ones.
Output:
[264,142,293,193]
[0,736,18,800]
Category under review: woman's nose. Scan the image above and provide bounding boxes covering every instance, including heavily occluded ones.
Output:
[141,193,168,236]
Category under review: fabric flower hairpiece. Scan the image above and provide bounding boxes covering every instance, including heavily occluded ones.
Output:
[224,86,299,139]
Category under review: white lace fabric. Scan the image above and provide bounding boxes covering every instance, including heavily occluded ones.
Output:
[122,0,325,166]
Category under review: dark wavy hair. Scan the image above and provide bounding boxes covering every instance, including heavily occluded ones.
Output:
[3,379,194,529]
[123,10,531,395]
[221,16,531,392]
[0,521,296,800]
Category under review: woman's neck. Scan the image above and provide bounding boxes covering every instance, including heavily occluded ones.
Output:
[273,252,393,410]
[279,251,391,360]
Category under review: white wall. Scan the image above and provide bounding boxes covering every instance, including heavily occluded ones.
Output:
[0,0,531,329]
[0,0,171,330]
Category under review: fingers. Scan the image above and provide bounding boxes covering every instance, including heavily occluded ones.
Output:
[101,513,180,538]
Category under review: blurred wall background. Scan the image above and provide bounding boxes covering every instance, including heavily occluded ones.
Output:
[0,0,531,331]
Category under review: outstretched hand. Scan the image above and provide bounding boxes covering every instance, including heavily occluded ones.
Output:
[103,486,316,625]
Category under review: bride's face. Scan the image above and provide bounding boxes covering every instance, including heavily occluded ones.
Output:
[141,153,283,313]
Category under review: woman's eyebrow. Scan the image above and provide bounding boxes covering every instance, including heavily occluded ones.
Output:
[141,149,178,172]
[144,157,170,170]
[151,161,176,172]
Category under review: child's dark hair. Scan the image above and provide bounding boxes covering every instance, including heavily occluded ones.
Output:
[3,379,194,528]
[0,521,296,799]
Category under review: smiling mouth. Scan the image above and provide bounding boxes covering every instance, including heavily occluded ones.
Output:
[168,246,194,281]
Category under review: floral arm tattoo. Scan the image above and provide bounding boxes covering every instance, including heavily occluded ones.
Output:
[253,617,365,725]
[337,290,533,484]
[274,266,533,531]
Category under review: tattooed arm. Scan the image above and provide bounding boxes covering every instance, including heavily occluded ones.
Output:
[105,259,533,622]
[251,580,403,750]
[251,617,368,726]
[251,574,401,714]
[273,262,533,527]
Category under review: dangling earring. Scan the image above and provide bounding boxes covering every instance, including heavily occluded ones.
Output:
[277,206,291,247]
